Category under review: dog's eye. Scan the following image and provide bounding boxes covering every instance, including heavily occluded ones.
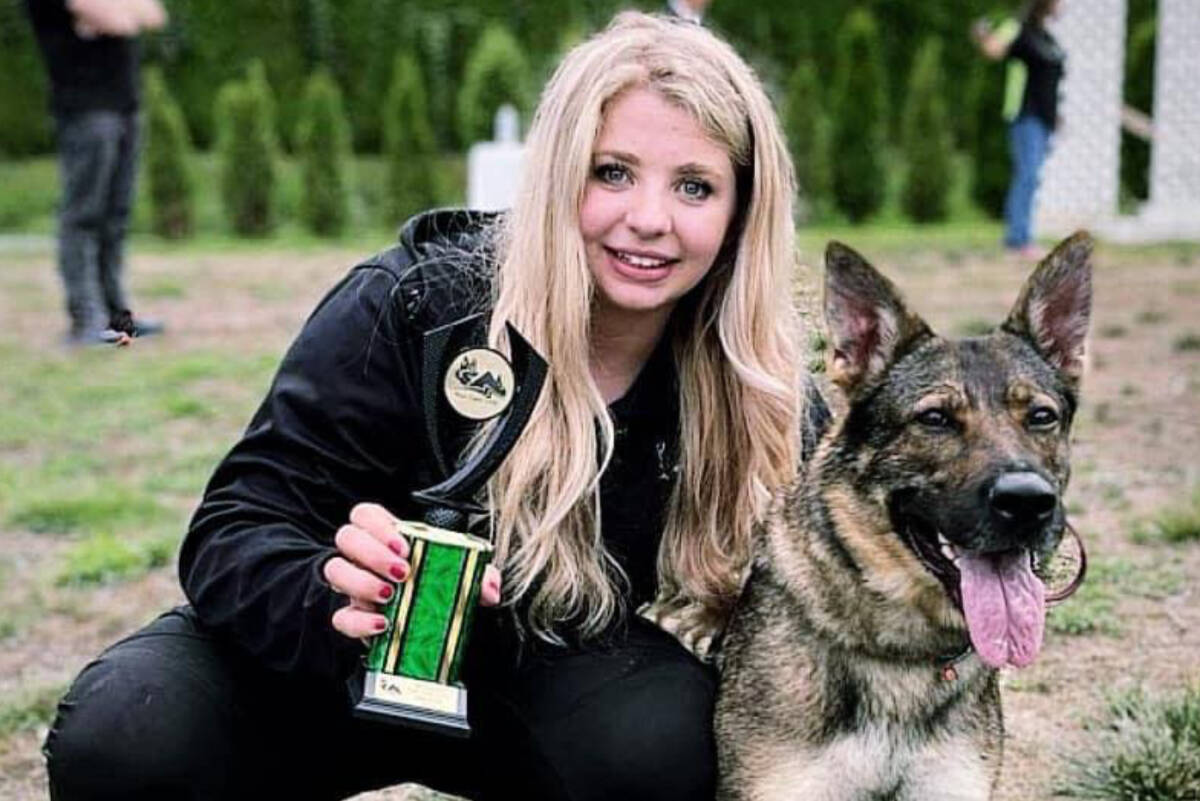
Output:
[915,409,954,429]
[1028,406,1059,428]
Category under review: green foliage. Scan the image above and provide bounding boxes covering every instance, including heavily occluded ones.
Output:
[1061,684,1200,800]
[830,9,888,223]
[900,38,952,223]
[148,1,307,151]
[0,156,57,232]
[784,61,833,222]
[295,69,352,237]
[1133,489,1200,544]
[143,67,195,239]
[0,684,65,738]
[215,67,278,236]
[0,2,52,156]
[967,58,1009,219]
[56,532,176,587]
[457,23,532,147]
[383,53,438,226]
[1121,17,1156,206]
[7,489,170,536]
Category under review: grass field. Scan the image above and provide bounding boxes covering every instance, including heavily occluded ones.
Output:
[0,229,1198,799]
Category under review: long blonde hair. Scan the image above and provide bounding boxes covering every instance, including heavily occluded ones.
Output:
[485,11,803,641]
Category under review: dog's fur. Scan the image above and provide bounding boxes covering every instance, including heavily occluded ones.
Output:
[716,233,1093,801]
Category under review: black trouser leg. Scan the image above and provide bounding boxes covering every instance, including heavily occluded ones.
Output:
[45,607,717,800]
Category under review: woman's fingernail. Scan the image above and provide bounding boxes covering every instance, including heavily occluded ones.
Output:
[388,538,407,557]
[379,584,394,600]
[389,562,408,581]
[374,617,388,631]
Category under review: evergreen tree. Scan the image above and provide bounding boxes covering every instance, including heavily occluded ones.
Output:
[783,61,832,222]
[967,58,1008,219]
[244,59,280,152]
[296,69,351,236]
[1121,17,1155,204]
[457,23,532,147]
[830,9,888,223]
[215,77,277,236]
[383,53,438,225]
[143,67,195,239]
[900,38,952,223]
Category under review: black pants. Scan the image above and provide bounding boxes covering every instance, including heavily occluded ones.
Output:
[55,109,137,335]
[43,607,717,800]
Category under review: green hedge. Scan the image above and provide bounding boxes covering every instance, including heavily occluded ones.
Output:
[215,67,278,236]
[968,57,1009,220]
[383,54,438,227]
[783,61,832,222]
[296,69,352,237]
[901,38,951,223]
[830,8,888,223]
[457,23,532,147]
[143,67,195,239]
[1121,16,1155,205]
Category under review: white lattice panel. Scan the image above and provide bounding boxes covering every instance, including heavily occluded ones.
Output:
[1034,0,1127,234]
[1147,0,1200,214]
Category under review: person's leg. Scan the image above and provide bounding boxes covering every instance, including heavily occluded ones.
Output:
[44,606,481,801]
[1003,115,1040,249]
[55,111,123,339]
[466,615,718,801]
[43,607,242,800]
[96,111,137,322]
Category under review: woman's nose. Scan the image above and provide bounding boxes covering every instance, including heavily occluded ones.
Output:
[624,187,672,239]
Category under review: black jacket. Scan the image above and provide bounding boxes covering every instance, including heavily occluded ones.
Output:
[178,210,682,679]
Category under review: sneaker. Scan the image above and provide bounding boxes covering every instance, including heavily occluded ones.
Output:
[109,309,165,338]
[64,327,130,348]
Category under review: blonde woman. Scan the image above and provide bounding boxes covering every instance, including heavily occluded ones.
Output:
[45,12,822,800]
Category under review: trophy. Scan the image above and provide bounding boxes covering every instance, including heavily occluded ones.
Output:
[353,314,547,736]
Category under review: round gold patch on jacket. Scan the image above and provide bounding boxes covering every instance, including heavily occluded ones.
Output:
[443,348,515,420]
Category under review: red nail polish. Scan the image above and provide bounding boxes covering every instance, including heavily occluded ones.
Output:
[390,563,408,581]
[388,539,407,557]
[374,618,388,631]
[380,584,394,600]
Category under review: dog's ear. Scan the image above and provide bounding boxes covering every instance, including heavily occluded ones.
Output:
[824,242,933,394]
[1002,231,1093,385]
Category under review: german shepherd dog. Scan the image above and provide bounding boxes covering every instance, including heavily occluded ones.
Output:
[716,233,1093,800]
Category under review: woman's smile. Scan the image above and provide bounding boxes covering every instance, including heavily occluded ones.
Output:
[580,87,737,326]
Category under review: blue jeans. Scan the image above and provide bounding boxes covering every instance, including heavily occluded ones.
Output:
[1003,114,1051,249]
[55,110,139,335]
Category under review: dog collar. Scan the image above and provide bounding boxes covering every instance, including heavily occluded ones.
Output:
[937,645,973,681]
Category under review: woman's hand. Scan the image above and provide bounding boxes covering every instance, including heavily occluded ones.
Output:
[324,502,502,640]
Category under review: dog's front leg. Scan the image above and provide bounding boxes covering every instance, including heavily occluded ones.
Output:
[898,736,995,801]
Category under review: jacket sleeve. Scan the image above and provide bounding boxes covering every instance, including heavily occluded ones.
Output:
[178,264,426,679]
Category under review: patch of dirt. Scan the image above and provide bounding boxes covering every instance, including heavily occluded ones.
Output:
[1,241,1197,800]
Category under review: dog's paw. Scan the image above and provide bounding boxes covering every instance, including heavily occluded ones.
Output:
[639,599,719,662]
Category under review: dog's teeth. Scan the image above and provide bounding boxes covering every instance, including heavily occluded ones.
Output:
[937,533,958,563]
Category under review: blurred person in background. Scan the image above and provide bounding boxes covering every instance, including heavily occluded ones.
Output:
[43,11,825,800]
[665,0,711,25]
[973,0,1065,260]
[24,0,167,346]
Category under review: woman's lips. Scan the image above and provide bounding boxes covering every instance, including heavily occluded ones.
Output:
[603,246,679,282]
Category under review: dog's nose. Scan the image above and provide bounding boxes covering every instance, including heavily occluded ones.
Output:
[989,472,1057,528]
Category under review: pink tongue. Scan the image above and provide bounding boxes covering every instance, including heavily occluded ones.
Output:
[958,550,1046,669]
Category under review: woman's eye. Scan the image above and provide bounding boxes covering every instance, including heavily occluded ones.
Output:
[915,409,953,429]
[679,178,712,200]
[593,163,630,185]
[1028,406,1059,428]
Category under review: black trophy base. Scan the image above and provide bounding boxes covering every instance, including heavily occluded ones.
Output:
[352,670,471,738]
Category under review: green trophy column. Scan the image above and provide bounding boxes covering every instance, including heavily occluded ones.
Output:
[361,521,492,732]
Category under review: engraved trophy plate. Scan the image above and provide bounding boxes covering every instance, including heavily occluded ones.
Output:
[353,317,546,736]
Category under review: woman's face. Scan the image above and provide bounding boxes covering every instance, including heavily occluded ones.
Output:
[579,87,738,325]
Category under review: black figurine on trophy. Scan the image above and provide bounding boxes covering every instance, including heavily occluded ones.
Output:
[353,314,547,736]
